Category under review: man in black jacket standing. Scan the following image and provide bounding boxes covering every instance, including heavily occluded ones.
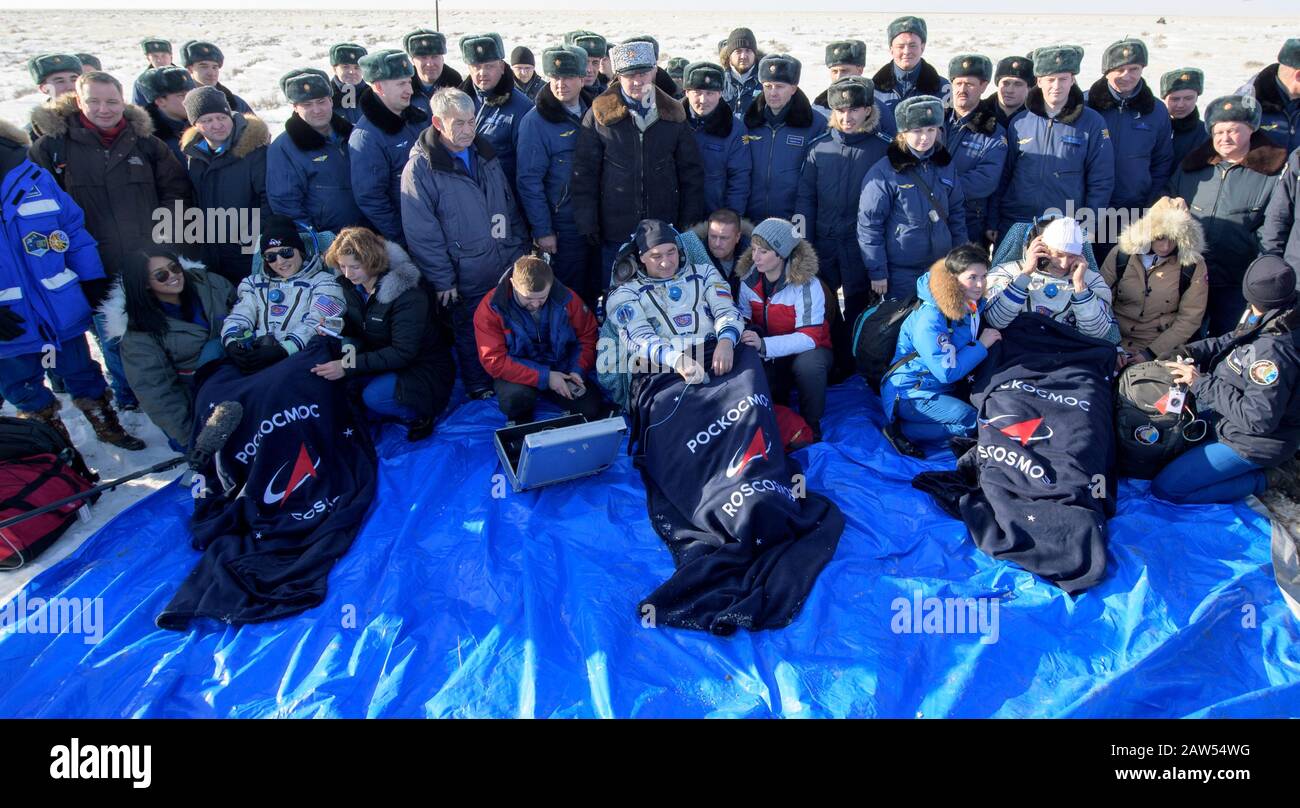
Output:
[571,40,706,290]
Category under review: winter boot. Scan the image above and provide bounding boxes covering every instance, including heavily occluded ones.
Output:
[73,392,145,451]
[17,400,74,447]
[405,416,434,442]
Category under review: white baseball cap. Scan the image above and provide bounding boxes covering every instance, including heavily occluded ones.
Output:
[1041,218,1087,255]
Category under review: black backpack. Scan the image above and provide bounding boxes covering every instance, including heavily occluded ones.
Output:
[0,416,97,483]
[852,295,924,392]
[1115,360,1207,479]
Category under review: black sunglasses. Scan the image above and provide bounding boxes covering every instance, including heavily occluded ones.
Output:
[263,247,297,262]
[151,262,182,283]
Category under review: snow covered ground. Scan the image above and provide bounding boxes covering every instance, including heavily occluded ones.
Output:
[2,9,1300,606]
[3,10,1299,130]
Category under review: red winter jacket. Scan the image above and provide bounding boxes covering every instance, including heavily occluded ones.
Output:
[473,272,597,388]
[736,239,831,358]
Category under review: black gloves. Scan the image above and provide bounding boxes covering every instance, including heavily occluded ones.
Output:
[227,337,288,374]
[0,306,26,341]
[584,233,601,248]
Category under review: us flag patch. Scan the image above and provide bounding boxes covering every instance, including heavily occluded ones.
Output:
[312,295,344,318]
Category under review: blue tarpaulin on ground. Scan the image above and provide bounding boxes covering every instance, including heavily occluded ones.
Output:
[1,379,1298,717]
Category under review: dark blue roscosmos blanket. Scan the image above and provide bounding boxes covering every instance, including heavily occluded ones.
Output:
[629,343,844,634]
[913,314,1117,593]
[157,340,377,630]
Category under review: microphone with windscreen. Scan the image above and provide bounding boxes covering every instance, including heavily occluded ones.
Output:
[188,401,244,471]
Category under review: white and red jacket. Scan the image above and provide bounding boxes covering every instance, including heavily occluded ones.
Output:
[736,239,832,358]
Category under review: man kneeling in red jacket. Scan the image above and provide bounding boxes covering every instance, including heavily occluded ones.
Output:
[473,256,605,423]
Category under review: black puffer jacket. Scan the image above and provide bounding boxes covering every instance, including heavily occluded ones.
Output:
[1166,132,1289,288]
[180,112,271,283]
[571,85,706,243]
[339,240,455,420]
[1176,307,1300,467]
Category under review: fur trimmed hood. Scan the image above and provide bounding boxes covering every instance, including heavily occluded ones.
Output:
[924,262,971,322]
[735,237,819,286]
[886,139,953,171]
[1117,197,1205,267]
[30,92,155,139]
[373,241,422,305]
[98,256,207,340]
[0,119,31,147]
[689,216,754,241]
[591,85,687,127]
[1179,129,1289,175]
[1025,83,1087,125]
[458,67,520,108]
[742,87,816,129]
[284,111,354,151]
[1086,76,1156,115]
[871,58,945,97]
[534,83,596,124]
[180,112,270,160]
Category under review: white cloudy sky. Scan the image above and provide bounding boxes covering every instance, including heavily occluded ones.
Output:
[0,0,1293,12]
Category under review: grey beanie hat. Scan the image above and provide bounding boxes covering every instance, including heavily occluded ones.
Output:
[752,218,799,259]
[184,85,232,124]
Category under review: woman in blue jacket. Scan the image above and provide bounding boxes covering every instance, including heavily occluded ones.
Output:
[857,95,968,300]
[881,243,1001,447]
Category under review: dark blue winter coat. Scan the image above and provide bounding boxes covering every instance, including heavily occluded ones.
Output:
[145,102,190,167]
[407,67,463,117]
[944,96,1008,238]
[459,71,532,186]
[1261,145,1300,273]
[0,125,107,360]
[794,112,891,294]
[267,112,367,234]
[993,84,1115,232]
[180,112,270,283]
[399,131,527,298]
[1170,108,1210,171]
[330,76,367,125]
[1239,64,1300,154]
[687,98,751,215]
[741,89,827,222]
[870,59,951,121]
[348,87,429,244]
[1085,77,1174,209]
[515,85,593,240]
[857,141,968,282]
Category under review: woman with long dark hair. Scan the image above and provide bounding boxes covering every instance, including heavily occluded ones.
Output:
[100,247,234,447]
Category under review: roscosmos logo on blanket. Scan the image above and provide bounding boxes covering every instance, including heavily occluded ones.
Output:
[685,392,772,454]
